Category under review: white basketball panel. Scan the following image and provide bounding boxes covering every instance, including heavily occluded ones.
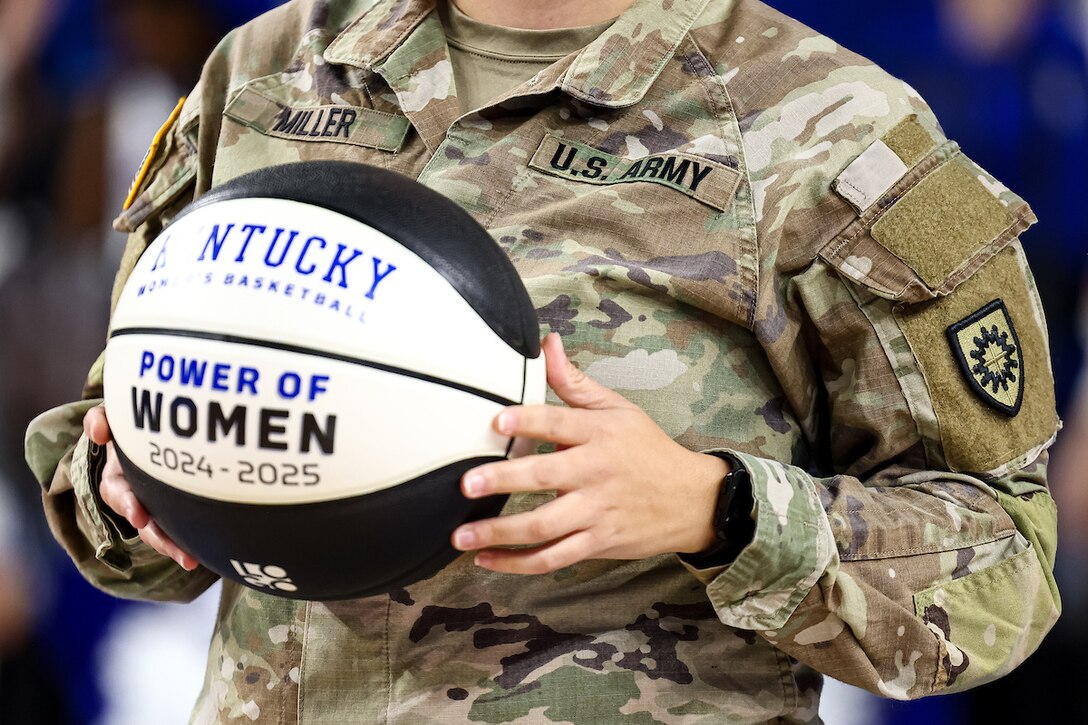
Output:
[110,198,528,403]
[104,334,511,505]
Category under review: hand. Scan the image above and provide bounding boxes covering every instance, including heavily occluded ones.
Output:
[451,333,730,574]
[84,405,199,570]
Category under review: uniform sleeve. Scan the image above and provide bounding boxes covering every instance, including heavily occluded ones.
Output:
[686,124,1060,698]
[23,94,218,602]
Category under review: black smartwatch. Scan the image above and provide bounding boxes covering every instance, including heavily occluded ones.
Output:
[682,452,755,568]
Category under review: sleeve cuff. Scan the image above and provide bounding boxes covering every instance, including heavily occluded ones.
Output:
[682,450,838,631]
[71,434,147,574]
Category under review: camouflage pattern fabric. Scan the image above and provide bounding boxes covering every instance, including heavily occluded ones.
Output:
[25,0,1061,722]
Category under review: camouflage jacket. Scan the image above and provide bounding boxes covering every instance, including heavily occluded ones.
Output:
[25,0,1061,722]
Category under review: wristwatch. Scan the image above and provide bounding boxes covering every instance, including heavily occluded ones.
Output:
[682,452,755,568]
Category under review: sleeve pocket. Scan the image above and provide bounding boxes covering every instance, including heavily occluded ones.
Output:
[912,537,1055,692]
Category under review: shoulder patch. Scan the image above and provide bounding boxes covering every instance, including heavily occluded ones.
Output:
[946,299,1023,416]
[895,246,1057,475]
[124,96,187,212]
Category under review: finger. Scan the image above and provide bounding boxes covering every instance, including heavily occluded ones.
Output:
[99,466,151,530]
[474,530,598,575]
[84,404,112,445]
[462,448,591,499]
[139,521,199,571]
[494,404,597,448]
[452,491,590,550]
[102,441,124,479]
[99,478,150,524]
[542,333,630,411]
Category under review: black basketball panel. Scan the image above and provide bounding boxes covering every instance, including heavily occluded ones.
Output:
[115,446,507,600]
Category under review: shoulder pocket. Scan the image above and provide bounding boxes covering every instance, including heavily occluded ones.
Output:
[113,97,200,234]
[819,142,1035,305]
[820,136,1057,476]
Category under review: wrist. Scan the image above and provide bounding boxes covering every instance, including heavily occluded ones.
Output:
[677,452,730,555]
[681,452,755,567]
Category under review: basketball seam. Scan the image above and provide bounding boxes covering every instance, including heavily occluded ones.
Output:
[503,356,529,458]
[109,326,520,407]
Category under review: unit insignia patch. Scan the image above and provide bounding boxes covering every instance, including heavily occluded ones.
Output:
[946,299,1023,416]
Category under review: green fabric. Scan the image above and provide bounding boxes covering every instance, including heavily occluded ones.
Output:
[896,246,1057,473]
[995,490,1058,601]
[872,160,1014,289]
[913,488,1058,692]
[439,1,615,114]
[883,115,935,167]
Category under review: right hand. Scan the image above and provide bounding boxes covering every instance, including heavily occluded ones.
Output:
[84,404,199,570]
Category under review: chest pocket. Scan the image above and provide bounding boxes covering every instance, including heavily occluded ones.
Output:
[492,131,756,331]
[215,71,411,185]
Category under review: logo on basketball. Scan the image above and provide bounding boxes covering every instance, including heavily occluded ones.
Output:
[230,560,299,592]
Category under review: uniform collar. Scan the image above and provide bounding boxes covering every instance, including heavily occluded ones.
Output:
[324,0,434,72]
[560,0,713,107]
[324,0,716,108]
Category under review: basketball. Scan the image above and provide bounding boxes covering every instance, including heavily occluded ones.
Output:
[102,161,546,601]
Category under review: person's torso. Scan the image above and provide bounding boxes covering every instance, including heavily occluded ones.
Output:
[146,0,923,721]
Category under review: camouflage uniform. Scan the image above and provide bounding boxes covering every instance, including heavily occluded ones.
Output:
[25,0,1061,722]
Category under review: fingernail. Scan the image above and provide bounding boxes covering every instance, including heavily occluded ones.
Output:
[453,528,476,550]
[496,411,515,436]
[463,471,485,497]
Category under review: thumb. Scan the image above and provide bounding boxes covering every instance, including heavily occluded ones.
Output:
[542,333,629,410]
[84,404,113,446]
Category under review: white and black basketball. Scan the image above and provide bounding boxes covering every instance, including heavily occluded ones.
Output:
[103,161,546,600]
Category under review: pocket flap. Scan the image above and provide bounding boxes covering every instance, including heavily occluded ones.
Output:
[821,143,1036,305]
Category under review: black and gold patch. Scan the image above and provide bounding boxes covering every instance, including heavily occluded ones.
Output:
[946,299,1023,416]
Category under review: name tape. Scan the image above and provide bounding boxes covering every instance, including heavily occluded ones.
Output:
[225,87,410,153]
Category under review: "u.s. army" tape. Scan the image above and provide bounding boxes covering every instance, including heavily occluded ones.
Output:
[529,134,740,212]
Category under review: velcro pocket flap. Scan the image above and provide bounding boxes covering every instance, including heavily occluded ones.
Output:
[820,143,1036,305]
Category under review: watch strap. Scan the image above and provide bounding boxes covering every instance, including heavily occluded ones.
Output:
[681,452,755,568]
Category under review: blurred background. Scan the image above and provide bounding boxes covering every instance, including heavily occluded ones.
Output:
[0,0,1083,723]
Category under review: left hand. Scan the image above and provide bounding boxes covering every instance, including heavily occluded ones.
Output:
[451,333,730,574]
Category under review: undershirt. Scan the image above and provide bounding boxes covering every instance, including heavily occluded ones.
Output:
[439,1,616,115]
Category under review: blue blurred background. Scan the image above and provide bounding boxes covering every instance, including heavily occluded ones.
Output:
[0,1,1084,723]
